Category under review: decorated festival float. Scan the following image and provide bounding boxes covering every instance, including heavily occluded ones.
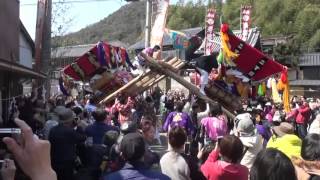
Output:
[59,1,291,117]
[60,41,134,100]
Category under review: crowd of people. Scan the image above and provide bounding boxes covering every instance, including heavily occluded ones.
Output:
[0,88,320,180]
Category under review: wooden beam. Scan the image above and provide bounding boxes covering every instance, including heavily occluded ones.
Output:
[99,57,178,104]
[140,53,235,119]
[99,73,144,104]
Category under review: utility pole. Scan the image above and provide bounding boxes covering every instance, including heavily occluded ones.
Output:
[42,0,52,98]
[145,0,152,48]
[35,0,52,99]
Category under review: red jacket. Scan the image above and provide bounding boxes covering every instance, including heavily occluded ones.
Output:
[296,105,311,124]
[201,150,248,180]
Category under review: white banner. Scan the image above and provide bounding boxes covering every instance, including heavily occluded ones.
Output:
[241,5,252,41]
[150,0,170,49]
[204,9,216,55]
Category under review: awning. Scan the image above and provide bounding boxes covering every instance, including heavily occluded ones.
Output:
[0,58,46,78]
[290,80,320,86]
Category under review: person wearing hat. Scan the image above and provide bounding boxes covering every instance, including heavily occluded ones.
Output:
[48,108,86,180]
[267,122,302,159]
[42,105,66,140]
[234,113,264,169]
[103,132,170,180]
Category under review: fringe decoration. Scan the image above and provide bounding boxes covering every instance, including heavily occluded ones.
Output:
[71,63,85,81]
[97,41,107,67]
[277,68,290,113]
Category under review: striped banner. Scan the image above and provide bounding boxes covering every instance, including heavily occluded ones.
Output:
[204,8,216,55]
[240,5,252,41]
[150,0,170,48]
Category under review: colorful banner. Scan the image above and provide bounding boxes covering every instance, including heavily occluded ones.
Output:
[204,8,216,55]
[240,5,252,41]
[165,28,189,49]
[150,0,170,48]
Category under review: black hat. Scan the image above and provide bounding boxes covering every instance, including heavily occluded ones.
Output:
[120,132,145,162]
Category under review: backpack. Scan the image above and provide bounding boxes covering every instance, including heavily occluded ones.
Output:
[180,153,206,180]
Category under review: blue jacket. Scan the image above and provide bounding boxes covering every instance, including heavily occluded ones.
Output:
[85,122,119,144]
[103,162,170,180]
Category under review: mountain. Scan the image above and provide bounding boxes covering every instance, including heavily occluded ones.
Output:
[55,1,147,47]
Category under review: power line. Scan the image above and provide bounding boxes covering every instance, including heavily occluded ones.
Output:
[21,0,122,6]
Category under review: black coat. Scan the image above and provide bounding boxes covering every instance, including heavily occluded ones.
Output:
[194,54,218,73]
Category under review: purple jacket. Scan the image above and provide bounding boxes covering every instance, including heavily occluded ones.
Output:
[163,111,194,135]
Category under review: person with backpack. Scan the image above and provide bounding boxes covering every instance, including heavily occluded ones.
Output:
[163,101,194,136]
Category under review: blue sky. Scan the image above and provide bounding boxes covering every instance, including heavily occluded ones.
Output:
[20,0,184,40]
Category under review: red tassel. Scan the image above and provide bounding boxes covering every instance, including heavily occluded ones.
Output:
[221,24,229,33]
[280,68,288,83]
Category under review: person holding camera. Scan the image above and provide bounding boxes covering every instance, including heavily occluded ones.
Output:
[200,135,249,180]
[233,113,264,169]
[48,108,86,180]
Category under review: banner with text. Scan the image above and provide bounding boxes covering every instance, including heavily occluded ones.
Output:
[204,8,216,55]
[241,5,252,41]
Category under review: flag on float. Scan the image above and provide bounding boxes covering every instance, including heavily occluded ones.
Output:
[165,28,189,49]
[220,24,284,82]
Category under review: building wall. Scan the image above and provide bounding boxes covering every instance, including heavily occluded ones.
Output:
[19,33,33,68]
[301,67,320,80]
[0,0,19,62]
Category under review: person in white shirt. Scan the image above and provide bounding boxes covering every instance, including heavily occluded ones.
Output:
[160,126,191,180]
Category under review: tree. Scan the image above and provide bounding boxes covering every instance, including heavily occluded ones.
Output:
[51,0,75,49]
[167,0,206,30]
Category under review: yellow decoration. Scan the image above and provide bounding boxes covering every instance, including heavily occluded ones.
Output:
[271,78,282,103]
[221,31,239,66]
[277,79,291,113]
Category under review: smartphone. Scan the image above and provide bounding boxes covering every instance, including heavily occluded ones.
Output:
[0,128,21,151]
[184,142,190,155]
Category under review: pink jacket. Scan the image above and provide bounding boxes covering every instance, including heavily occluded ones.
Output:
[296,105,311,124]
[113,97,134,125]
[201,150,249,180]
[201,117,227,141]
